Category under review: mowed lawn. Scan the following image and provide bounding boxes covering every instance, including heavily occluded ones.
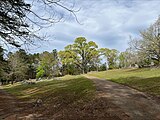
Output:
[3,75,95,101]
[88,68,160,96]
[1,75,131,119]
[1,75,96,119]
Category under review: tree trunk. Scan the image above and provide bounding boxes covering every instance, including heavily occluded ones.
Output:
[96,65,99,72]
[82,69,85,74]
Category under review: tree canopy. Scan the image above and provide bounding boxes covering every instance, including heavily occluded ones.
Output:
[59,37,99,74]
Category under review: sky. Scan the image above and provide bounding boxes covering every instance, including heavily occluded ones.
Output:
[29,0,160,53]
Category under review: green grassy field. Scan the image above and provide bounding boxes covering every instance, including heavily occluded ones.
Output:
[1,75,96,119]
[88,68,160,96]
[2,75,95,102]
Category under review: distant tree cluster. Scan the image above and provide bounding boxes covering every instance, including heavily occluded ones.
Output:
[1,17,160,85]
[0,37,120,85]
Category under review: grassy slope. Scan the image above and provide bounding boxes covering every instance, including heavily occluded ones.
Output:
[3,75,95,101]
[1,75,98,119]
[88,68,160,96]
[1,75,127,119]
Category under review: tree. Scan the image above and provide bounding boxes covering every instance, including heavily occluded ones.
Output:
[60,37,98,74]
[88,50,101,72]
[36,65,45,79]
[99,63,107,71]
[51,49,60,77]
[36,49,60,78]
[100,48,119,70]
[118,48,138,68]
[27,53,40,79]
[0,46,5,76]
[130,17,160,66]
[59,49,80,75]
[0,0,30,47]
[8,49,29,83]
[118,52,126,68]
[0,46,8,85]
[0,0,79,47]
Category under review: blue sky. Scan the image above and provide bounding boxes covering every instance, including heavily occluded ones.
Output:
[29,0,160,53]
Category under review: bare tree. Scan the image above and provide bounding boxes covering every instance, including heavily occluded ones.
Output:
[0,0,79,48]
[129,16,160,66]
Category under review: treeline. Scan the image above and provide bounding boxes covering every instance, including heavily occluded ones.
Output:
[0,38,119,84]
[0,17,160,85]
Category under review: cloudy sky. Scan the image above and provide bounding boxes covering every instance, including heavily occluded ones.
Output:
[30,0,160,53]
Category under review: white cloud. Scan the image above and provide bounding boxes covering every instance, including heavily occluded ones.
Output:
[30,0,160,53]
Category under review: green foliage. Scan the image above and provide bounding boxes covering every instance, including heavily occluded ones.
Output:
[59,37,99,74]
[100,48,119,69]
[27,55,38,79]
[1,48,41,84]
[37,49,60,78]
[118,52,126,68]
[8,49,29,82]
[36,66,45,79]
[99,64,107,71]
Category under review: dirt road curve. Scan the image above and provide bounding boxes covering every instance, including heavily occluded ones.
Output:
[89,77,160,120]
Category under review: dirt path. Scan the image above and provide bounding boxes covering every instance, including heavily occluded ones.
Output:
[0,89,36,120]
[0,89,19,119]
[87,76,160,120]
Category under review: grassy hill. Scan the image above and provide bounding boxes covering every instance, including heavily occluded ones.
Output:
[3,75,95,100]
[1,69,160,119]
[1,76,96,119]
[1,75,127,119]
[88,68,160,96]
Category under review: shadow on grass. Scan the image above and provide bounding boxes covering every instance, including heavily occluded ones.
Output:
[3,76,95,106]
[0,76,98,119]
[3,79,75,98]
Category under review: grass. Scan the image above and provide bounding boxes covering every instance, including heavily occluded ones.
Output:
[2,75,95,101]
[1,75,96,119]
[88,68,160,96]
